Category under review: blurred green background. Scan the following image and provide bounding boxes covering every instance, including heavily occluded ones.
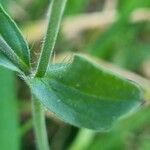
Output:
[0,0,150,149]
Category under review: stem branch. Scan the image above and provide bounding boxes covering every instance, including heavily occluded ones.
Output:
[36,0,67,77]
[32,96,50,150]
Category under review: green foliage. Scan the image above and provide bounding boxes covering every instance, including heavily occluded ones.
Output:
[28,54,143,130]
[112,22,150,70]
[0,0,144,131]
[86,0,150,59]
[0,1,148,149]
[0,0,10,9]
[65,0,89,15]
[68,105,150,150]
[0,5,30,74]
[86,106,150,150]
[119,0,150,12]
[0,51,21,72]
[0,36,29,73]
[0,67,20,150]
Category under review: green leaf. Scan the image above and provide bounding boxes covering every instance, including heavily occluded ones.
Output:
[0,51,21,72]
[0,36,29,73]
[0,67,20,150]
[0,5,30,73]
[28,54,143,131]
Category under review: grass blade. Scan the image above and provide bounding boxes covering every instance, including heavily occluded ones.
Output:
[0,67,20,150]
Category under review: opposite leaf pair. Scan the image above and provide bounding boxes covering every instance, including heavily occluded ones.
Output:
[0,4,143,131]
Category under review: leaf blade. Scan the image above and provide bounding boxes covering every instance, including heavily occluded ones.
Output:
[0,36,30,73]
[28,54,143,131]
[0,51,21,72]
[0,5,30,71]
[0,67,20,150]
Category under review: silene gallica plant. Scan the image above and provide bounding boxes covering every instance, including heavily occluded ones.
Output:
[0,0,144,149]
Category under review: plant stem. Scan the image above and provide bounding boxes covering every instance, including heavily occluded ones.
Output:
[36,0,67,77]
[68,129,95,150]
[32,96,50,150]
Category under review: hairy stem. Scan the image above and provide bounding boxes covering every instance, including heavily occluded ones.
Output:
[32,96,50,150]
[36,0,67,77]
